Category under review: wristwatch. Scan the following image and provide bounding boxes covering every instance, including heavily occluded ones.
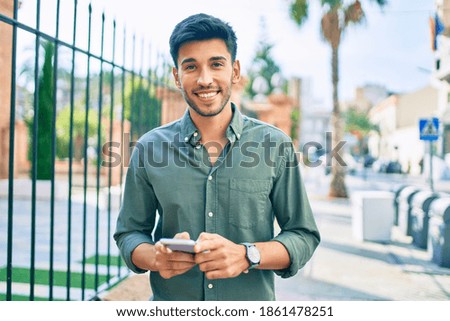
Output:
[241,242,261,270]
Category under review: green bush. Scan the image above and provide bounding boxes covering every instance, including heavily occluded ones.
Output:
[123,75,162,140]
[56,105,99,161]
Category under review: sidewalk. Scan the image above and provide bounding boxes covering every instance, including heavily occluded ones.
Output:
[275,195,450,300]
[103,171,450,301]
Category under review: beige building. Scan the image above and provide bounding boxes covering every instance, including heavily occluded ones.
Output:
[244,78,301,142]
[433,0,450,158]
[245,94,296,139]
[0,1,13,179]
[0,1,28,179]
[368,86,439,175]
[341,84,389,113]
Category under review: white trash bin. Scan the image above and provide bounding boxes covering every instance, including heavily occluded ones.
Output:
[351,191,395,242]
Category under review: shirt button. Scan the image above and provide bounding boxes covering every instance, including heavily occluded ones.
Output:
[184,137,189,142]
[208,284,213,289]
[195,144,201,149]
[193,132,198,137]
[236,133,241,139]
[208,175,213,181]
[208,212,214,217]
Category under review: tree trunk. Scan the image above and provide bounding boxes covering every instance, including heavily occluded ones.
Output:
[329,45,348,198]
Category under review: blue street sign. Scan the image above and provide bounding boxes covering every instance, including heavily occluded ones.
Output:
[419,117,439,141]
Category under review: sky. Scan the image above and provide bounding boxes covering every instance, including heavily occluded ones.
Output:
[16,0,435,110]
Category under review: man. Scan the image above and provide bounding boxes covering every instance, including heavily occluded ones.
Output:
[114,13,320,301]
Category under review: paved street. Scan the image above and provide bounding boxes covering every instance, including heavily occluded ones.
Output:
[0,187,125,300]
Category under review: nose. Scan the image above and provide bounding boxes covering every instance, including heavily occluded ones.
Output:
[197,68,213,87]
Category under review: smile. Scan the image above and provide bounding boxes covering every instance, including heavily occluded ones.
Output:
[195,91,219,99]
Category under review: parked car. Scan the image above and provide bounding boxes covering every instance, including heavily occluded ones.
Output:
[385,161,402,174]
[363,155,376,168]
[373,159,402,174]
[320,153,359,175]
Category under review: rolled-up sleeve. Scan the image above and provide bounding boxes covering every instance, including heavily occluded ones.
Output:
[271,143,320,278]
[113,144,158,274]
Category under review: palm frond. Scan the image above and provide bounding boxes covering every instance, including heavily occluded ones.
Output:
[321,8,342,49]
[289,0,309,26]
[344,1,365,25]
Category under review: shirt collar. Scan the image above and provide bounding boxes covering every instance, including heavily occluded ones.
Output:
[180,102,244,146]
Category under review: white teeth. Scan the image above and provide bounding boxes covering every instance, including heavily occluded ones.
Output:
[198,92,217,99]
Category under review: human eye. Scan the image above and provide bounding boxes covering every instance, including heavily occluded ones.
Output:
[212,61,224,68]
[184,64,196,71]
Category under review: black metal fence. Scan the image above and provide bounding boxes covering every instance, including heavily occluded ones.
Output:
[0,0,172,301]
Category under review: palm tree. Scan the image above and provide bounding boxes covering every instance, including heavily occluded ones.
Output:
[245,17,284,99]
[344,107,377,157]
[289,0,387,198]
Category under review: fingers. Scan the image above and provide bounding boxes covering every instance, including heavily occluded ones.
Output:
[155,241,172,254]
[196,254,243,280]
[155,246,196,263]
[154,235,196,279]
[193,234,248,279]
[174,231,191,240]
[194,232,219,253]
[193,233,223,275]
[155,257,195,272]
[156,256,196,279]
[155,231,192,254]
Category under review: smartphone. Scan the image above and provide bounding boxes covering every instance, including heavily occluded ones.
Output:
[159,238,196,253]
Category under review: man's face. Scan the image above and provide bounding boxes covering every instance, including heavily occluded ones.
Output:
[173,38,240,117]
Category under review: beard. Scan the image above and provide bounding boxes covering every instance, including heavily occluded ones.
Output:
[180,80,233,118]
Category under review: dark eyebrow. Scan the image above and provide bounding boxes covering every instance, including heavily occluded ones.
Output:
[210,56,227,62]
[180,58,196,65]
[180,56,228,66]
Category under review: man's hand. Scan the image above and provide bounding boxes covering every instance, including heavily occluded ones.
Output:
[153,232,196,279]
[194,232,249,279]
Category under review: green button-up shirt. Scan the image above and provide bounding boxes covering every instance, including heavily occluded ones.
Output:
[114,104,320,301]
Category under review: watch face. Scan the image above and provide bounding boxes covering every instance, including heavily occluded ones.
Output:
[248,245,260,264]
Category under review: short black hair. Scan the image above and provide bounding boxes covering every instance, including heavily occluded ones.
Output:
[169,13,237,68]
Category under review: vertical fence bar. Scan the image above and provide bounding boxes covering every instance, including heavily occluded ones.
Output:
[154,52,161,125]
[106,19,117,287]
[150,47,160,130]
[129,34,136,141]
[29,0,42,301]
[145,44,152,132]
[159,53,165,126]
[162,58,169,127]
[168,58,173,121]
[117,26,127,277]
[48,0,61,301]
[66,0,77,301]
[81,3,93,301]
[6,0,19,301]
[94,12,106,293]
[137,38,144,137]
[165,59,172,125]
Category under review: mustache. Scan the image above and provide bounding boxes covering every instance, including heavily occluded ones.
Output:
[192,86,221,93]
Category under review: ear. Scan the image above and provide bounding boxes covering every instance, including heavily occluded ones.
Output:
[232,60,241,84]
[172,67,181,88]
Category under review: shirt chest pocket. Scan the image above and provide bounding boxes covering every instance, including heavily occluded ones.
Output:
[228,178,272,229]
